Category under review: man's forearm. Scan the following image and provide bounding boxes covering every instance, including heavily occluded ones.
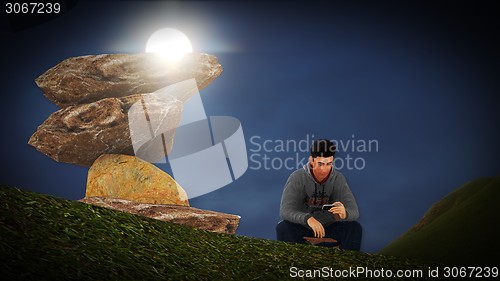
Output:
[280,207,311,225]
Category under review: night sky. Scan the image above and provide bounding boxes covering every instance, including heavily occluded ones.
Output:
[1,0,499,253]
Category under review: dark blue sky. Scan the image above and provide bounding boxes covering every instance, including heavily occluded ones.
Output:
[1,0,499,253]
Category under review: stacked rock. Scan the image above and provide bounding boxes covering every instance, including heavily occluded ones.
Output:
[29,53,222,166]
[28,53,240,234]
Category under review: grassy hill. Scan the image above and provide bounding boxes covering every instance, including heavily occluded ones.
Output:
[380,177,500,266]
[0,185,434,280]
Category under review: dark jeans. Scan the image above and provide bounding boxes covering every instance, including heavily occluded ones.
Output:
[276,220,362,251]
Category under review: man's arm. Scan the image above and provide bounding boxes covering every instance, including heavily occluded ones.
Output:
[279,172,311,225]
[334,173,359,221]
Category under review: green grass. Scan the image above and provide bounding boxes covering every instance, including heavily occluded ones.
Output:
[0,185,438,280]
[380,177,500,266]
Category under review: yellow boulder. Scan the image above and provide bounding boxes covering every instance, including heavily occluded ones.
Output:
[86,154,189,206]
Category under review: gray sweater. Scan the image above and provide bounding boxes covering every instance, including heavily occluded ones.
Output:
[279,165,359,226]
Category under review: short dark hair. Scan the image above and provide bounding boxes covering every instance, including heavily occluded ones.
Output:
[310,139,336,158]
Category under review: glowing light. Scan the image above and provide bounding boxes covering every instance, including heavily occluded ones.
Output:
[145,28,192,61]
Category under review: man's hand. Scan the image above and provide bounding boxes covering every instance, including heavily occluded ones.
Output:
[306,217,325,238]
[328,201,346,220]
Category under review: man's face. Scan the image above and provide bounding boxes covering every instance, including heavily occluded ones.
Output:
[309,156,333,178]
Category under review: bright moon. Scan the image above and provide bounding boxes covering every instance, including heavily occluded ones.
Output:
[145,28,192,60]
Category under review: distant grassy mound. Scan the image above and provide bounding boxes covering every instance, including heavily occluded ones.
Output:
[0,185,433,280]
[380,177,500,266]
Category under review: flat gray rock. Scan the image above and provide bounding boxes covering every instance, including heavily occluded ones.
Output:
[35,53,222,108]
[80,196,240,234]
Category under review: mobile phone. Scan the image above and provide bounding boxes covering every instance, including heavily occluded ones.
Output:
[322,204,334,210]
[322,202,341,210]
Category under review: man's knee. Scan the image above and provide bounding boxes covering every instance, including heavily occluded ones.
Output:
[276,220,286,235]
[276,220,304,242]
[276,220,291,240]
[348,221,362,236]
[276,220,296,233]
[344,221,362,251]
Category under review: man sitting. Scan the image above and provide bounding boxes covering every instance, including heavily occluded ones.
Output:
[276,139,362,250]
